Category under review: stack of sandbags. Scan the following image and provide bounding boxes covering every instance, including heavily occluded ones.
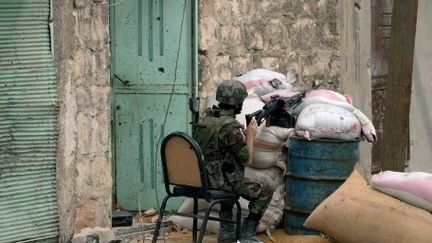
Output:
[170,198,248,234]
[304,170,432,243]
[293,89,376,142]
[295,103,362,141]
[265,89,375,142]
[370,171,432,212]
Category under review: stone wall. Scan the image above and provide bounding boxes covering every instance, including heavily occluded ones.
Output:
[53,0,112,241]
[199,0,343,106]
[408,0,432,173]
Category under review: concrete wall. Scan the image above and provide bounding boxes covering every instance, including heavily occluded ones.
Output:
[53,0,112,242]
[408,0,432,173]
[339,0,372,178]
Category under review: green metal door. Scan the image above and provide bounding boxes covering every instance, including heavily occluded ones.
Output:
[0,0,59,242]
[110,0,198,210]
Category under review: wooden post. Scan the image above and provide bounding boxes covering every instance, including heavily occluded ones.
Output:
[380,0,418,171]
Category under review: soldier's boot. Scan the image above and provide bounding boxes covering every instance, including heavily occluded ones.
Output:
[240,217,263,243]
[218,210,236,243]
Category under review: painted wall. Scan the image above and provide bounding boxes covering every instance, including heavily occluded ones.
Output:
[408,0,432,173]
[53,0,112,242]
[340,0,373,178]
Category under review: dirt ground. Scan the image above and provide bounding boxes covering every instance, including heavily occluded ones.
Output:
[124,228,330,243]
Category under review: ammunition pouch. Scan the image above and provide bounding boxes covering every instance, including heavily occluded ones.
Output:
[206,160,225,189]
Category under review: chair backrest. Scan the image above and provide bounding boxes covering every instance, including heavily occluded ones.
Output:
[161,132,208,194]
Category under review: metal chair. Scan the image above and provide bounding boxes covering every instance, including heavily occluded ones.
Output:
[152,131,241,243]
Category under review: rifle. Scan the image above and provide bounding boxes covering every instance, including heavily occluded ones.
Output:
[245,91,307,128]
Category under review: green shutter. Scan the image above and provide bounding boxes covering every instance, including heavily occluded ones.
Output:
[0,0,59,242]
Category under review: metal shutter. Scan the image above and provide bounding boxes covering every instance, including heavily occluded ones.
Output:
[0,0,59,242]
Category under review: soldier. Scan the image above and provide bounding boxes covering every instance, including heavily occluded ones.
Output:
[194,80,273,243]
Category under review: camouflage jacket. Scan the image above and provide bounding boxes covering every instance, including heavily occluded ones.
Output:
[193,108,249,189]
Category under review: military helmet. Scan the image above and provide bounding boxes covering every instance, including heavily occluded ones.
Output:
[216,79,248,105]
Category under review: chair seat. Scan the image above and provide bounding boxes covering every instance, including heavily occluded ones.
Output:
[173,186,239,201]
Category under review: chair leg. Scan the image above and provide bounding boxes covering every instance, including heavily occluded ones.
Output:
[192,197,198,243]
[235,200,242,241]
[197,200,219,243]
[152,195,171,243]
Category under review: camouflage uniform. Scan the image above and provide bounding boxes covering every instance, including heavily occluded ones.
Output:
[194,108,273,216]
[196,79,269,243]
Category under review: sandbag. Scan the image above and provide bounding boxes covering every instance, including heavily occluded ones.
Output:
[173,197,248,234]
[234,69,295,97]
[370,171,432,212]
[172,197,248,234]
[174,180,286,234]
[292,89,376,143]
[256,184,285,233]
[235,95,265,126]
[177,198,216,214]
[251,125,293,169]
[304,170,432,243]
[295,103,361,141]
[260,90,300,103]
[170,209,248,234]
[244,166,284,192]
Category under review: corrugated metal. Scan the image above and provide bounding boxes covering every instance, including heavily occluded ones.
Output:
[0,0,59,242]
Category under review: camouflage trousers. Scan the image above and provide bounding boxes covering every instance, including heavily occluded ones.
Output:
[215,175,273,216]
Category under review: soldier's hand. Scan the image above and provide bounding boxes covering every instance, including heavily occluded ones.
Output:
[245,117,258,138]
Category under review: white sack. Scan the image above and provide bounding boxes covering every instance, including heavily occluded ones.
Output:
[244,166,284,192]
[260,90,301,103]
[173,185,285,235]
[170,209,248,234]
[234,69,295,84]
[293,89,376,143]
[177,197,250,215]
[235,95,265,127]
[234,69,294,97]
[251,125,293,169]
[177,198,216,214]
[173,198,249,234]
[371,171,432,212]
[295,103,361,141]
[257,184,285,233]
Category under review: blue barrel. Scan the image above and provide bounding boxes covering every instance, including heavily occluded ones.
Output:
[284,137,359,235]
